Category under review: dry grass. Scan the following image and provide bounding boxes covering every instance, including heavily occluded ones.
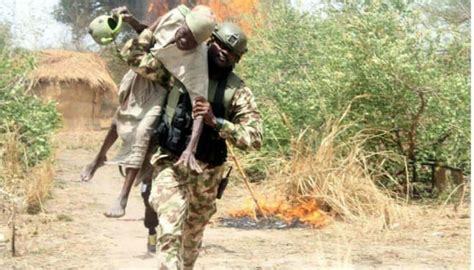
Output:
[29,50,117,93]
[0,129,25,198]
[259,120,408,230]
[0,128,56,214]
[25,161,55,214]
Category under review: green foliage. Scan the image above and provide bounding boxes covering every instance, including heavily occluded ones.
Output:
[0,49,61,167]
[240,1,470,186]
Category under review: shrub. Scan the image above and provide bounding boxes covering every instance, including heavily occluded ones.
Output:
[240,1,470,188]
[0,49,61,168]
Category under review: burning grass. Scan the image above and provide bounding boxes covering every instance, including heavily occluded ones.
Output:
[226,117,407,230]
[227,197,328,228]
[279,126,405,227]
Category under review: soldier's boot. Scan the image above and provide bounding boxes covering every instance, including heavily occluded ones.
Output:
[148,234,157,253]
[142,182,159,253]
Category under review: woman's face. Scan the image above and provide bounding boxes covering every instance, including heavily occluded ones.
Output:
[175,24,198,50]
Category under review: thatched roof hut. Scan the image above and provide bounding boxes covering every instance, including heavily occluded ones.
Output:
[30,50,118,130]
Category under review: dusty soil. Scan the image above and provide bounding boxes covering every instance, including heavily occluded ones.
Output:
[0,131,471,269]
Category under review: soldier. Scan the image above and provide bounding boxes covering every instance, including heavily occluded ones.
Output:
[81,4,216,252]
[148,22,263,269]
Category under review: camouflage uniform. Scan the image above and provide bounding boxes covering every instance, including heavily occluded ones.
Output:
[122,19,262,269]
[149,76,263,269]
[120,28,170,83]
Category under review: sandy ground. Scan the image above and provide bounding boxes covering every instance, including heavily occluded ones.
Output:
[0,131,471,269]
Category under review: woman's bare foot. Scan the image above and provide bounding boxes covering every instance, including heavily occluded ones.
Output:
[104,197,127,218]
[80,155,106,182]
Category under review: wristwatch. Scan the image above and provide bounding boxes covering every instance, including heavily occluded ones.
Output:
[215,117,225,131]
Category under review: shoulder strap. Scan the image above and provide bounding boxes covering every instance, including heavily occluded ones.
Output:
[212,77,228,118]
[223,72,242,118]
[223,87,237,119]
[165,84,182,124]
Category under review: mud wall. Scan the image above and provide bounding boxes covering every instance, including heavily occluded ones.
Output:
[31,82,118,130]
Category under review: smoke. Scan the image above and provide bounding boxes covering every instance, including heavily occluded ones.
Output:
[146,0,258,32]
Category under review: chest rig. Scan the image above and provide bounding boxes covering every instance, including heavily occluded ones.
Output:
[154,75,235,166]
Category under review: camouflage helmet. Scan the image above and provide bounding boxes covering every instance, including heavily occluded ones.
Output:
[212,22,248,57]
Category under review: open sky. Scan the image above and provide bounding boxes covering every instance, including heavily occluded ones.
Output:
[0,0,73,49]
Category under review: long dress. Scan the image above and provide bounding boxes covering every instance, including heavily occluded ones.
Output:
[107,69,166,169]
[107,5,209,172]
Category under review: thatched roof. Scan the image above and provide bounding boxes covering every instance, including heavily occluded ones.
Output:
[30,50,117,93]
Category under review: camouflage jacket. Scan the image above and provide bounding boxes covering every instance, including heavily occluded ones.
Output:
[213,74,263,151]
[120,28,170,84]
[122,29,262,154]
[151,73,263,167]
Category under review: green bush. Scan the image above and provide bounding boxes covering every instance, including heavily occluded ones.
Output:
[0,49,61,167]
[240,1,470,186]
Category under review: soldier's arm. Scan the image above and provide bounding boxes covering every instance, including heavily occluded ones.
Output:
[112,6,148,34]
[218,86,263,151]
[120,28,168,82]
[127,17,148,34]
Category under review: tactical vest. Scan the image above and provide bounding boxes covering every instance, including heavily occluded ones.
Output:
[154,73,241,166]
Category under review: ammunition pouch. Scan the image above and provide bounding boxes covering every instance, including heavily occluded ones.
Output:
[195,125,227,167]
[154,76,230,166]
[155,93,192,156]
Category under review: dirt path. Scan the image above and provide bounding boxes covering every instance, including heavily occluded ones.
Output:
[0,131,471,269]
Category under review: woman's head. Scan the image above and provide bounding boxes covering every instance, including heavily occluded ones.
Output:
[174,5,216,51]
[175,24,198,50]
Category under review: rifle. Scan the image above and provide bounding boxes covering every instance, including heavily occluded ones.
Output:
[217,166,232,199]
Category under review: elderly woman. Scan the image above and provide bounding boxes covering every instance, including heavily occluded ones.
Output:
[80,5,215,222]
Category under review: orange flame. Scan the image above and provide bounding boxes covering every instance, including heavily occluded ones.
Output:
[205,0,257,32]
[145,0,258,33]
[229,198,328,228]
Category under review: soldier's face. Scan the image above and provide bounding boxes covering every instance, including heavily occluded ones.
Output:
[175,24,198,50]
[208,38,238,68]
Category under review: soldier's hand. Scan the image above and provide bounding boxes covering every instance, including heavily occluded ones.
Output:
[112,6,133,23]
[193,96,217,128]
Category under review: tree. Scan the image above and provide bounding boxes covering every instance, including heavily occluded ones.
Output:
[420,0,470,26]
[240,0,470,190]
[53,0,148,50]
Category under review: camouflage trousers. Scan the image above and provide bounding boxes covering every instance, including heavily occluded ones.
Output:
[149,158,225,270]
